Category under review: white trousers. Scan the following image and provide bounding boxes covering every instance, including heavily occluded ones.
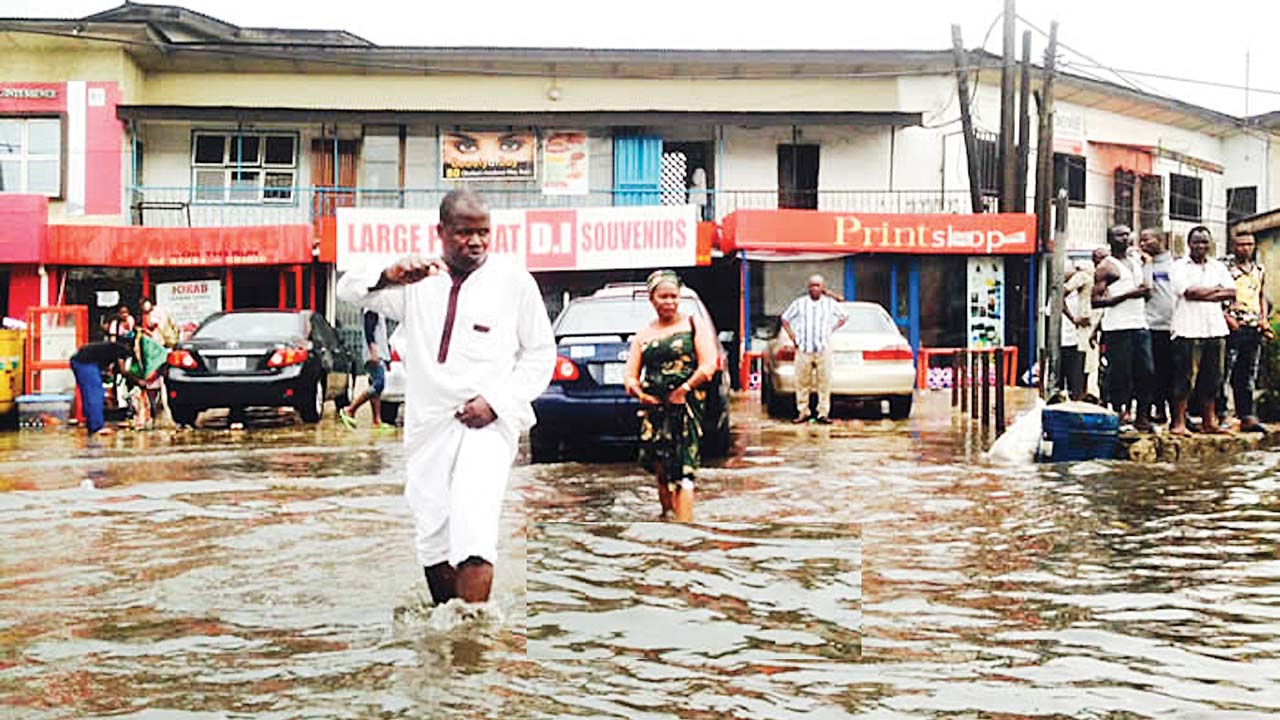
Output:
[404,416,517,568]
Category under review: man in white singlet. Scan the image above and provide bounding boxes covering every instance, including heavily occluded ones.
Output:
[1091,224,1155,431]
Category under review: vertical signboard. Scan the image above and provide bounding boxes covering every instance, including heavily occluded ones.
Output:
[967,257,1005,349]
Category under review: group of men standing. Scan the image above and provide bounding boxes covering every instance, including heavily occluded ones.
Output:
[1066,224,1270,435]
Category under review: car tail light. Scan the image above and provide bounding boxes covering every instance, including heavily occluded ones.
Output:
[552,355,580,382]
[268,346,309,368]
[390,348,401,363]
[167,349,198,370]
[864,344,914,362]
[777,346,796,361]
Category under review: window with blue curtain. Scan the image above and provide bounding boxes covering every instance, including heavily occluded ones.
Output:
[613,134,662,205]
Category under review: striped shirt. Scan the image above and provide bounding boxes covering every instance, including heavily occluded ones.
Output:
[782,295,846,353]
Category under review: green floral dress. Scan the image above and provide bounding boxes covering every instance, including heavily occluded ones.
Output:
[637,323,705,490]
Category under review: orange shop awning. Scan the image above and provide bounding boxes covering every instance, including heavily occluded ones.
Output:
[48,224,314,267]
[1090,141,1154,175]
[720,210,1037,255]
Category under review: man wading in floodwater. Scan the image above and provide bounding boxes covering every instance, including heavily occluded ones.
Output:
[338,190,555,604]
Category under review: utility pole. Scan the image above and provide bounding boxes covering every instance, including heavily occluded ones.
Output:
[1016,30,1032,213]
[1034,21,1059,397]
[952,25,984,214]
[1034,23,1058,263]
[999,0,1018,213]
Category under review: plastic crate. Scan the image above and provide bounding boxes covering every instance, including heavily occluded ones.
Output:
[17,393,74,429]
[1038,402,1120,462]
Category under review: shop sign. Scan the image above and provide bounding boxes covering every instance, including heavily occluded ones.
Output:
[0,83,64,113]
[1054,110,1086,156]
[156,280,223,332]
[722,210,1036,255]
[441,129,536,180]
[541,131,589,195]
[47,225,313,267]
[337,205,699,274]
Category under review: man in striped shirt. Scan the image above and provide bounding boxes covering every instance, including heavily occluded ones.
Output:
[781,274,848,424]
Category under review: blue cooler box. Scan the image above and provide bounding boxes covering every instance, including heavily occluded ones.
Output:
[1038,402,1120,462]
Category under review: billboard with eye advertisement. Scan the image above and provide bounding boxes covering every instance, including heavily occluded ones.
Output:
[440,130,536,180]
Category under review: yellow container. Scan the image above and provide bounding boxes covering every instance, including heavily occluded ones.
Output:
[0,329,25,417]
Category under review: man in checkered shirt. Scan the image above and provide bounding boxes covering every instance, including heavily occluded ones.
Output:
[781,274,847,424]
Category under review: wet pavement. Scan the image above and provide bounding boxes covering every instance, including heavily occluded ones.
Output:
[2,392,1279,718]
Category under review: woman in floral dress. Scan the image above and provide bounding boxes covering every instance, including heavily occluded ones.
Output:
[623,270,719,521]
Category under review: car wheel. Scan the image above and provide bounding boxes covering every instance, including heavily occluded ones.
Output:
[765,376,794,419]
[888,394,913,420]
[529,426,561,463]
[296,377,325,423]
[379,400,401,426]
[170,402,199,427]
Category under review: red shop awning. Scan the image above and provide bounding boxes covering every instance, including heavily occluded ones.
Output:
[48,224,314,267]
[720,210,1036,255]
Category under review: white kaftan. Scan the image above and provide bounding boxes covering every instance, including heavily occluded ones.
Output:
[337,257,555,566]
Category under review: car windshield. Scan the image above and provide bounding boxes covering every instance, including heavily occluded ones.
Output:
[194,312,302,341]
[556,298,701,335]
[836,305,900,334]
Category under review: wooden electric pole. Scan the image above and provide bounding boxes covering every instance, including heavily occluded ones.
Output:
[952,25,985,214]
[1034,22,1059,261]
[1016,30,1032,213]
[999,0,1018,212]
[1036,21,1060,397]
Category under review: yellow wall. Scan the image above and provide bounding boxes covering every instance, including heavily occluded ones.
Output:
[137,73,900,113]
[0,37,144,101]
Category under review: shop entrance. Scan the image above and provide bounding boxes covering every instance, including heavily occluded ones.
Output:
[845,255,920,351]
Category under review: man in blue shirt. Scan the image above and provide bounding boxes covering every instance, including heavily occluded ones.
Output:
[781,274,847,424]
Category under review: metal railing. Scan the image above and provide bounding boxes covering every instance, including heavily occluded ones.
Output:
[126,186,990,228]
[1052,202,1230,253]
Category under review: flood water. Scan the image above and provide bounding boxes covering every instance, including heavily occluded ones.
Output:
[2,392,1280,718]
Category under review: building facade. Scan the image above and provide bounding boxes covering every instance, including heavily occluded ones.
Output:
[3,4,1277,380]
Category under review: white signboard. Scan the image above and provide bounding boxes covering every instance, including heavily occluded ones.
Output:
[336,205,699,275]
[967,257,1004,349]
[156,280,223,333]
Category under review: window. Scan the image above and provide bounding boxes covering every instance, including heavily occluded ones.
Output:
[1052,153,1085,207]
[0,117,61,196]
[361,126,401,207]
[1227,186,1257,223]
[191,131,298,203]
[974,132,999,197]
[777,144,819,209]
[1169,173,1202,222]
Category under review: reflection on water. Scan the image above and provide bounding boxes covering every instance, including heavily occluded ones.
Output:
[0,393,1278,717]
[529,522,862,718]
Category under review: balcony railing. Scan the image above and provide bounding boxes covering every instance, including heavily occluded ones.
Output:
[126,186,989,228]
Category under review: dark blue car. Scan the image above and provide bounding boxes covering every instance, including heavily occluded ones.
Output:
[530,283,733,463]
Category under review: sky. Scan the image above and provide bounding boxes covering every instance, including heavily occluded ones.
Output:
[7,0,1279,117]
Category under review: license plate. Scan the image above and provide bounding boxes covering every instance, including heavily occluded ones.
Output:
[836,351,863,365]
[218,356,248,372]
[602,362,626,385]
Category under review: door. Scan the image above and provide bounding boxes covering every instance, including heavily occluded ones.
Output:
[311,138,359,232]
[614,134,662,205]
[310,313,350,398]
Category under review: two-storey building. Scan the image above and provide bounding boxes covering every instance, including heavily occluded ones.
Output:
[3,3,1277,380]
